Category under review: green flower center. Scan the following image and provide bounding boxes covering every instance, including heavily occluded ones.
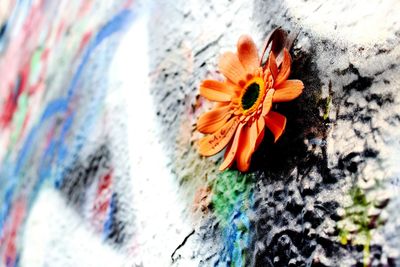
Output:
[241,82,260,110]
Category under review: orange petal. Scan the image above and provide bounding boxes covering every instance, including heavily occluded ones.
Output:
[255,116,265,150]
[218,52,246,85]
[268,52,278,79]
[197,105,232,134]
[273,80,303,102]
[214,102,231,108]
[200,80,234,102]
[226,80,242,96]
[219,123,244,171]
[198,116,239,156]
[236,122,257,172]
[261,89,275,116]
[274,49,291,87]
[237,35,259,74]
[265,111,286,142]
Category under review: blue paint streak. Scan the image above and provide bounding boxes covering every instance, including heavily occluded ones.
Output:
[103,193,117,240]
[12,75,21,101]
[67,9,132,99]
[14,98,67,175]
[52,113,74,189]
[53,113,74,188]
[218,191,254,267]
[0,8,134,238]
[0,187,14,237]
[39,99,68,123]
[55,9,133,187]
[13,254,19,267]
[219,208,251,267]
[29,115,74,207]
[0,21,7,41]
[16,9,132,184]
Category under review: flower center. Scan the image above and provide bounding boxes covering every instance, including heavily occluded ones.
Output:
[241,83,260,110]
[239,77,265,115]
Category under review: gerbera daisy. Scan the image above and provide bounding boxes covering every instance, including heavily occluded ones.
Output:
[197,34,304,172]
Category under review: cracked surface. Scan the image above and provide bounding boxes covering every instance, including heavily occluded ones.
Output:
[0,0,399,266]
[147,0,400,266]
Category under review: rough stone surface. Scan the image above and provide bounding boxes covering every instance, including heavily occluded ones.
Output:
[1,0,399,266]
[148,0,400,266]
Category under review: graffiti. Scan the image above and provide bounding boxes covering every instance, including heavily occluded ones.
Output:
[211,170,253,266]
[0,1,133,266]
[1,0,400,266]
[338,184,391,267]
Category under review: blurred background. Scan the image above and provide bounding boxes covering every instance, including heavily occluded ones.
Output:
[0,0,399,266]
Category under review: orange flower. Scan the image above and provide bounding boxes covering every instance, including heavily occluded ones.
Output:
[197,34,304,172]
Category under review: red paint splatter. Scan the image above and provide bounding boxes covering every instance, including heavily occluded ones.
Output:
[29,48,49,95]
[55,21,65,42]
[0,65,30,127]
[0,199,26,267]
[91,171,113,232]
[72,31,92,63]
[124,0,135,8]
[1,89,17,127]
[44,124,56,148]
[78,1,93,17]
[41,48,50,62]
[18,110,31,143]
[0,0,45,97]
[78,32,92,55]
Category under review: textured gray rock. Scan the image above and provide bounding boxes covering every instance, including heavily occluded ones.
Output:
[147,0,400,266]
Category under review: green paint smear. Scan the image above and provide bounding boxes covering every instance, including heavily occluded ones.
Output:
[30,48,43,85]
[337,186,386,267]
[210,169,253,225]
[323,96,331,120]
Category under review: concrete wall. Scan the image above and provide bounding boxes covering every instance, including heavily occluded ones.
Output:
[0,0,399,266]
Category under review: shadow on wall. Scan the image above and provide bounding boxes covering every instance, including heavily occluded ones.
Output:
[252,40,329,181]
[248,33,340,267]
[247,0,395,266]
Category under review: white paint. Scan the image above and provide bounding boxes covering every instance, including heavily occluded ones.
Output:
[110,10,194,266]
[21,187,125,267]
[285,0,399,45]
[21,8,194,267]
